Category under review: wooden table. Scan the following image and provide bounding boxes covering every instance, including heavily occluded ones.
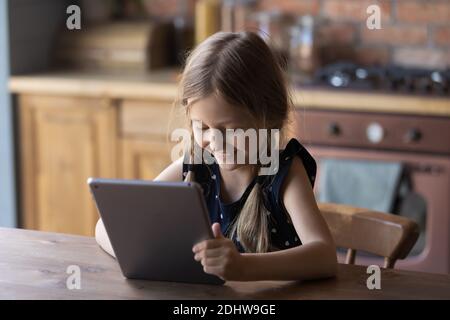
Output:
[0,227,449,300]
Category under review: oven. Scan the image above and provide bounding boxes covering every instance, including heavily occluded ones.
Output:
[296,108,450,274]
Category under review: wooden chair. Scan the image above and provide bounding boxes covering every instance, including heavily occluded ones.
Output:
[318,202,420,268]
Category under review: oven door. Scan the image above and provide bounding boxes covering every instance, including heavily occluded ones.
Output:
[307,145,450,275]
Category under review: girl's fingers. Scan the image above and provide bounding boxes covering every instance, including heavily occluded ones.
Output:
[200,257,223,267]
[194,247,224,261]
[192,239,225,253]
[203,247,224,258]
[203,265,225,279]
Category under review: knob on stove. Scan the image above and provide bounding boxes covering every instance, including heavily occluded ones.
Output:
[366,122,384,144]
[328,122,341,136]
[405,128,422,143]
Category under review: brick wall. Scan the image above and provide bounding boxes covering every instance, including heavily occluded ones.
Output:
[144,0,450,69]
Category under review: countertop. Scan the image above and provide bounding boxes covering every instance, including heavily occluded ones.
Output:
[9,69,450,117]
[1,227,450,299]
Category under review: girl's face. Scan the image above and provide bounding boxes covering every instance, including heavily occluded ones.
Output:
[188,93,256,171]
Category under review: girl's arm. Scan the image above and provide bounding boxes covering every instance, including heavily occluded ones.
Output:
[95,218,116,257]
[94,156,185,257]
[193,157,337,281]
[241,156,338,281]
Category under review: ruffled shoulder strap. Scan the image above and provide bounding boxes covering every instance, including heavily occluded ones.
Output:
[279,138,317,187]
[267,138,317,209]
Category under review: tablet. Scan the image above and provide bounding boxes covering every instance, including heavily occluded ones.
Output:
[88,177,224,285]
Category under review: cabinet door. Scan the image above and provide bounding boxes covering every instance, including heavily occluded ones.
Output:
[18,95,117,235]
[121,139,176,180]
[119,99,186,180]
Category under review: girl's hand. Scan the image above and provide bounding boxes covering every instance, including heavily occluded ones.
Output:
[192,223,244,281]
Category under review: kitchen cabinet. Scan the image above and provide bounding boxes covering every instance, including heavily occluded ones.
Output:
[119,99,185,180]
[18,95,118,235]
[17,94,180,236]
[121,138,173,180]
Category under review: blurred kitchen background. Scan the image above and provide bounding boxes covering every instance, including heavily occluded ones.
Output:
[0,0,449,274]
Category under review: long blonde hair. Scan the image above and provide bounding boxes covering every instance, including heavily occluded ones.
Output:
[174,31,294,253]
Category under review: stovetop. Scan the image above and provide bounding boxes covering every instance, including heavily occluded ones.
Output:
[310,62,450,96]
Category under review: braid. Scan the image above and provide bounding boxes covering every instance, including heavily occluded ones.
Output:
[229,165,271,253]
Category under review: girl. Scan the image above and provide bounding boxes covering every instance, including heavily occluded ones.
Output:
[95,31,337,282]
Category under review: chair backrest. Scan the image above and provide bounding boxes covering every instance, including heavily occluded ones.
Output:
[318,202,419,268]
